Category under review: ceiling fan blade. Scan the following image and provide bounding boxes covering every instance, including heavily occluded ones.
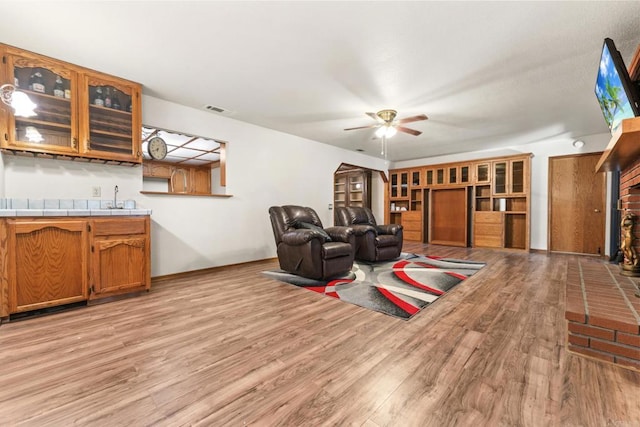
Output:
[397,114,428,124]
[396,126,422,136]
[365,112,380,121]
[344,124,380,131]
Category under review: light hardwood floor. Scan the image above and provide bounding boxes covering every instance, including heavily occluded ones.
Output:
[1,243,639,426]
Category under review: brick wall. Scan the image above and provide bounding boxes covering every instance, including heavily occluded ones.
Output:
[620,157,640,259]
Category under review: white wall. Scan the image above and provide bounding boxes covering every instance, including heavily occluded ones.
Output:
[1,95,388,277]
[392,132,612,252]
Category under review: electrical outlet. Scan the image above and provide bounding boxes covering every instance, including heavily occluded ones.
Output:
[92,186,101,197]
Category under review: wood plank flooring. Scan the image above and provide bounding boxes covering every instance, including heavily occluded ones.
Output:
[1,243,639,426]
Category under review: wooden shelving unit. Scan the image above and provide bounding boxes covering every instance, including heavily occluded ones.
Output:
[333,168,371,211]
[388,153,531,249]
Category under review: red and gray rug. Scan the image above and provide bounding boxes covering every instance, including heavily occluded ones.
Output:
[262,253,485,320]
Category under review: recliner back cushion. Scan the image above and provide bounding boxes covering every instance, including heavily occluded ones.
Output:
[345,207,377,226]
[284,205,323,229]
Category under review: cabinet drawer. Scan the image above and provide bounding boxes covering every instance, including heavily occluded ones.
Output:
[475,211,503,224]
[92,217,146,236]
[404,230,422,241]
[402,211,422,221]
[401,219,422,232]
[474,223,503,236]
[474,235,503,248]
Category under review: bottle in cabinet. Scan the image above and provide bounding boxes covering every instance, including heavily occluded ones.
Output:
[104,87,112,108]
[93,86,105,106]
[29,68,45,93]
[112,88,121,110]
[53,75,65,98]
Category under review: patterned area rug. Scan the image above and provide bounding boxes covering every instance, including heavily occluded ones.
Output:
[262,253,485,320]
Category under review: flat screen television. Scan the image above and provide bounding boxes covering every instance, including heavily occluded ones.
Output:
[595,38,640,133]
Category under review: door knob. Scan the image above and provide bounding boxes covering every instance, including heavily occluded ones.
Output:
[594,209,601,213]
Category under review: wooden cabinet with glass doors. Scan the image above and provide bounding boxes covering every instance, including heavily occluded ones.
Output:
[388,153,531,250]
[81,71,141,162]
[333,169,371,210]
[473,156,530,249]
[0,43,142,164]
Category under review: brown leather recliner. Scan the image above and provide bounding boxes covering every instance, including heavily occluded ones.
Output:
[334,206,403,262]
[269,205,355,280]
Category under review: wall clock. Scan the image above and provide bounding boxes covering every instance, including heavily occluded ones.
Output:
[147,136,168,160]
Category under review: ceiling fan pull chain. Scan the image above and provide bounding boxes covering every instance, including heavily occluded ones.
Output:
[381,134,386,157]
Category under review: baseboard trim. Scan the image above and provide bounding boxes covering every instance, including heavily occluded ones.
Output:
[151,257,278,284]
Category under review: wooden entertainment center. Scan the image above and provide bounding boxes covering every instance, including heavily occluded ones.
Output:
[385,153,531,250]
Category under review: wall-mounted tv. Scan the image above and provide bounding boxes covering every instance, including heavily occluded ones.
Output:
[595,38,640,133]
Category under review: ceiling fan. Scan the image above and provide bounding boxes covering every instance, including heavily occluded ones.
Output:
[344,109,428,138]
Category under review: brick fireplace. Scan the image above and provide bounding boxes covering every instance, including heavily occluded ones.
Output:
[564,156,640,371]
[565,46,640,371]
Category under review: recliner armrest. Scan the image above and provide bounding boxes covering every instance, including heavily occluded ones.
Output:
[377,224,403,235]
[281,229,325,245]
[324,226,354,243]
[348,224,377,236]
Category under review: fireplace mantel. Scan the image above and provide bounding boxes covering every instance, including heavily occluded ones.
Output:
[596,117,640,172]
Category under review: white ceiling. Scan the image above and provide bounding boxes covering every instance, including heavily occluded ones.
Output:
[2,1,640,161]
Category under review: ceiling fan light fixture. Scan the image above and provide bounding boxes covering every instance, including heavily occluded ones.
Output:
[375,124,397,138]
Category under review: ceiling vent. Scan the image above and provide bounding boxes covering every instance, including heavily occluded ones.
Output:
[203,104,233,115]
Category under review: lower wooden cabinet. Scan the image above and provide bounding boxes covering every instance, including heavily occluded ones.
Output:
[0,216,150,318]
[90,217,150,299]
[6,219,88,313]
[401,211,423,242]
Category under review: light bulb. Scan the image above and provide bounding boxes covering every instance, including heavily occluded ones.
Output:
[375,125,397,138]
[11,91,37,118]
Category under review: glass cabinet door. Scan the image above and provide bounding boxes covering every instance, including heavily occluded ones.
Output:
[6,54,78,154]
[436,168,445,185]
[448,167,457,184]
[510,160,525,193]
[493,162,507,194]
[391,173,398,198]
[460,165,470,183]
[475,163,490,183]
[400,172,408,197]
[426,169,433,186]
[81,74,141,162]
[411,170,421,187]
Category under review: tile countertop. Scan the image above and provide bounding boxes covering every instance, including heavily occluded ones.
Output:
[0,198,151,217]
[0,209,152,217]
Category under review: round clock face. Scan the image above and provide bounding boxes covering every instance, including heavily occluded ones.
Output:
[148,136,167,160]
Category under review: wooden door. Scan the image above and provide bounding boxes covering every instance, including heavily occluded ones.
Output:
[430,188,467,247]
[549,153,606,255]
